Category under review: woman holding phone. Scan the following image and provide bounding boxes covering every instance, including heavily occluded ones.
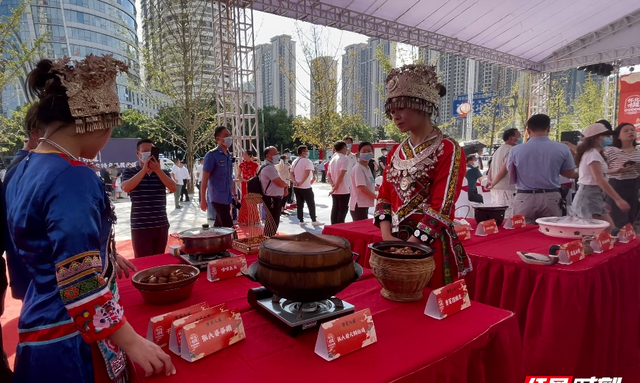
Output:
[603,122,640,227]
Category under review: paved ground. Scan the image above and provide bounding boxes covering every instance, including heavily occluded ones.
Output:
[113,181,351,241]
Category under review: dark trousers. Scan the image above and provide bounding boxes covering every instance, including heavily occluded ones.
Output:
[212,202,233,228]
[321,170,326,183]
[350,204,369,221]
[131,225,169,258]
[331,193,350,224]
[180,180,190,201]
[262,195,282,236]
[607,177,639,227]
[468,190,484,203]
[286,182,294,204]
[293,187,317,222]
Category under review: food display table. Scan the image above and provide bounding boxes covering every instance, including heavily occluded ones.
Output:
[120,253,523,383]
[464,231,640,379]
[322,219,537,268]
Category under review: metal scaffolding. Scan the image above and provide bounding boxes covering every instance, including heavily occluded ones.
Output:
[528,73,551,117]
[213,0,260,158]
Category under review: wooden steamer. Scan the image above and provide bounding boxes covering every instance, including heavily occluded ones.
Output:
[253,233,359,302]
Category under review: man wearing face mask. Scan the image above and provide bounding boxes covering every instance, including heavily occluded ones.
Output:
[486,128,521,217]
[259,146,289,236]
[122,139,177,258]
[465,155,485,203]
[201,126,235,227]
[343,135,358,170]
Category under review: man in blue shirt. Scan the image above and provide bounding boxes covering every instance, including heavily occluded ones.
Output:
[201,126,235,227]
[507,114,577,223]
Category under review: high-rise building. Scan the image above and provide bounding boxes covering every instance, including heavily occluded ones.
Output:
[255,35,296,116]
[140,0,218,100]
[341,38,396,129]
[310,56,338,117]
[0,0,149,115]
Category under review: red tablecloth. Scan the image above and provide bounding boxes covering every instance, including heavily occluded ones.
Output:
[464,231,640,379]
[322,219,538,268]
[120,253,523,383]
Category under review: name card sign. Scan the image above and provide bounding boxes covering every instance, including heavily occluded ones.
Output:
[169,304,226,355]
[315,308,377,361]
[425,279,471,320]
[147,301,209,346]
[618,223,637,243]
[207,255,247,282]
[557,240,585,265]
[475,219,499,236]
[503,215,526,230]
[454,224,472,241]
[178,307,246,362]
[590,232,614,253]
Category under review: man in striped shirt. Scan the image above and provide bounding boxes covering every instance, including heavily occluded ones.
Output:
[122,139,177,258]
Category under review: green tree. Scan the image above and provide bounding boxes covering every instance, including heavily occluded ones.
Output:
[373,125,388,141]
[0,102,32,155]
[571,75,605,129]
[259,107,295,150]
[139,0,219,191]
[112,109,152,139]
[548,73,573,140]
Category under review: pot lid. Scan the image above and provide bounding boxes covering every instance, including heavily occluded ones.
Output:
[177,226,235,238]
[262,232,350,253]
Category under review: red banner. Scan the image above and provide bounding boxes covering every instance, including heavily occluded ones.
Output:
[618,73,640,138]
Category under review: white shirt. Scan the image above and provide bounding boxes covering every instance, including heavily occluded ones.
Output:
[259,163,285,196]
[578,149,608,186]
[292,157,314,189]
[171,165,190,185]
[489,143,515,190]
[349,161,376,210]
[328,152,351,195]
[275,160,291,184]
[196,164,204,182]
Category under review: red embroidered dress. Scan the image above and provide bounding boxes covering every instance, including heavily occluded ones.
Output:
[238,160,259,224]
[374,130,472,288]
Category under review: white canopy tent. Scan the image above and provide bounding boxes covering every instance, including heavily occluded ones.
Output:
[249,0,640,72]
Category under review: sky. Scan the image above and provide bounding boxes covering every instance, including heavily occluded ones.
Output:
[252,11,368,117]
[251,11,417,117]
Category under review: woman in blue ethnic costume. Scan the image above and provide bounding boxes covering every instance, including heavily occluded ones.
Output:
[375,64,472,288]
[5,56,175,382]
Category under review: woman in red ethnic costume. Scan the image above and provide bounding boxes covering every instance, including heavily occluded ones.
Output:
[238,150,259,224]
[375,64,472,288]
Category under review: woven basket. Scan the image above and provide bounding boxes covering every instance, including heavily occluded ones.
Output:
[369,250,436,302]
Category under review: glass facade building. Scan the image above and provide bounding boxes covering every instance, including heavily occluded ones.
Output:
[0,0,158,115]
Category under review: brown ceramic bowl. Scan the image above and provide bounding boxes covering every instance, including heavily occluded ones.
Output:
[131,265,200,305]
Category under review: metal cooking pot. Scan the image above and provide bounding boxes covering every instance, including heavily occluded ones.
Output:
[170,224,235,255]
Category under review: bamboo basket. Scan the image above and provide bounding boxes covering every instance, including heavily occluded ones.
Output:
[369,243,436,302]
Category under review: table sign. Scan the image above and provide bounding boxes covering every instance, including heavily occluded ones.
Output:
[169,304,226,355]
[503,215,526,229]
[425,279,471,320]
[207,255,247,282]
[557,240,585,265]
[590,232,614,253]
[618,223,637,243]
[147,301,209,346]
[314,308,377,361]
[454,224,471,240]
[168,245,181,257]
[178,307,246,362]
[475,219,499,236]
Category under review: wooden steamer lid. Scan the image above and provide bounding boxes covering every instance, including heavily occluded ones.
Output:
[259,233,352,268]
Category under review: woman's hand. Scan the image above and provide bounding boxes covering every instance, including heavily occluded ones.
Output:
[115,253,137,279]
[109,323,176,377]
[125,337,176,377]
[616,198,631,212]
[381,232,396,241]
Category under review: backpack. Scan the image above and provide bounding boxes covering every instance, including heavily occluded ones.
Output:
[246,164,272,195]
